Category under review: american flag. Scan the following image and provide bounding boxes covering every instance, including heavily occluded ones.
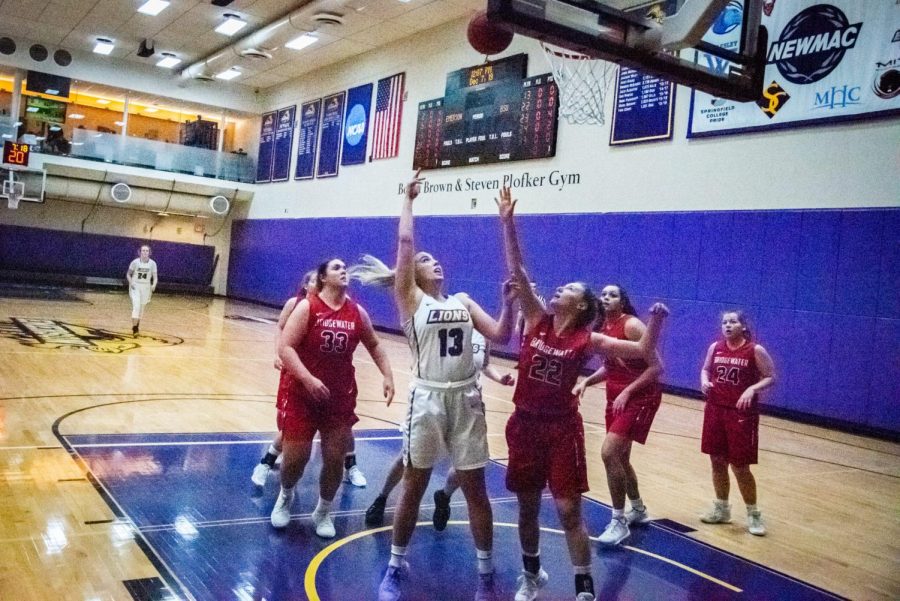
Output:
[370,72,405,161]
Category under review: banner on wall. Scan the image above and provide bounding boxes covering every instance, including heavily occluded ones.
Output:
[688,0,900,137]
[316,92,345,178]
[609,66,676,145]
[255,112,276,183]
[295,99,321,181]
[341,83,373,166]
[272,106,296,182]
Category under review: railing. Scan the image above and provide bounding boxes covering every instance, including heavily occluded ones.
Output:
[2,124,255,183]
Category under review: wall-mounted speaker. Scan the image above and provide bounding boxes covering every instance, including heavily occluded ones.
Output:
[209,195,230,215]
[111,183,132,203]
[0,37,15,55]
[29,44,48,61]
[53,49,72,66]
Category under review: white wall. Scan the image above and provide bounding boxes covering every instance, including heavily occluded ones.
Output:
[249,17,900,219]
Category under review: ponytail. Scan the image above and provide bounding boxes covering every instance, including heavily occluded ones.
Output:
[348,254,396,288]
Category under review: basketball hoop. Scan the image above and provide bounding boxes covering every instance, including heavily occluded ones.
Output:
[541,43,617,126]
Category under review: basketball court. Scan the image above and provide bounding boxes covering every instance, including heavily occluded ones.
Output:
[1,0,898,600]
[1,290,897,600]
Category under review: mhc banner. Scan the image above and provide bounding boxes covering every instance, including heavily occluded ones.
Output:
[688,0,899,137]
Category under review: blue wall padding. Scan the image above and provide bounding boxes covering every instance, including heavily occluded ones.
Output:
[228,207,899,433]
[0,224,215,285]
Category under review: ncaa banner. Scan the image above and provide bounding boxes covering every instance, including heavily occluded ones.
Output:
[688,0,900,137]
[341,83,373,166]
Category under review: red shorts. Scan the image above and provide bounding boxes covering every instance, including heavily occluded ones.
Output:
[604,395,661,445]
[276,372,358,442]
[701,402,759,465]
[505,410,588,498]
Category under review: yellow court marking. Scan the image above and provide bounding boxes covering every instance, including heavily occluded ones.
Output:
[304,520,742,600]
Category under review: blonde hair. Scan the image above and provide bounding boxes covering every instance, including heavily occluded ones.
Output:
[348,254,396,288]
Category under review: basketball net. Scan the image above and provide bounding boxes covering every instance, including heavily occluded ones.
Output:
[541,43,617,126]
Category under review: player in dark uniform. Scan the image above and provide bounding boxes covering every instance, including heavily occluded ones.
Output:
[573,284,663,546]
[699,311,775,536]
[269,259,395,539]
[497,186,669,601]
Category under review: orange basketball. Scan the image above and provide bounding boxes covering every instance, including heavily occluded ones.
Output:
[467,10,514,56]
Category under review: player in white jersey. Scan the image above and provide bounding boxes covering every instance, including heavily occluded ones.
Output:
[126,244,157,335]
[351,170,517,601]
[363,328,515,528]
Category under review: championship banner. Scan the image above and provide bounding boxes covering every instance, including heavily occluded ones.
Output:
[317,92,346,178]
[688,0,900,137]
[341,83,373,166]
[255,112,276,183]
[271,105,296,182]
[295,99,321,181]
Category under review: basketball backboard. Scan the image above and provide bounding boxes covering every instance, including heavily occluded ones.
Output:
[1,167,46,208]
[487,0,767,102]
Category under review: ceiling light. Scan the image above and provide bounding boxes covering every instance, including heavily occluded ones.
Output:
[45,88,59,95]
[96,99,110,105]
[93,38,115,55]
[69,113,85,119]
[49,125,61,131]
[285,33,318,51]
[156,53,181,68]
[114,121,126,126]
[26,106,39,112]
[215,14,247,36]
[215,67,241,81]
[144,107,159,113]
[137,0,170,16]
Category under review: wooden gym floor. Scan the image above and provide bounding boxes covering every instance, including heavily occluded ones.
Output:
[0,289,897,600]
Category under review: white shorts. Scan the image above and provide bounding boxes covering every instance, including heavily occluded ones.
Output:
[402,375,489,471]
[130,285,152,319]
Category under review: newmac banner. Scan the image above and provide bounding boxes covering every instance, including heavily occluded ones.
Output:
[688,1,900,137]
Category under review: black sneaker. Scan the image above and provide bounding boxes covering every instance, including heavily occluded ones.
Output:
[365,495,387,527]
[132,325,139,335]
[433,489,451,531]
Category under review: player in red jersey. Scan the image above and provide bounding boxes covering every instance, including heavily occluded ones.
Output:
[269,258,395,539]
[497,187,669,601]
[251,270,317,487]
[572,284,663,546]
[699,311,775,536]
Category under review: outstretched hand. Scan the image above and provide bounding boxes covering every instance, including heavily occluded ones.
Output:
[406,168,424,202]
[494,186,517,220]
[648,302,670,319]
[502,278,520,304]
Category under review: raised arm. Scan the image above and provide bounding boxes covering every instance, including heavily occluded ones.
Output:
[590,303,669,359]
[496,186,544,329]
[278,299,329,401]
[736,345,776,409]
[394,170,425,321]
[358,306,396,406]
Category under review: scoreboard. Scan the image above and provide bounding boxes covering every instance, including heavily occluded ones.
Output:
[413,54,558,170]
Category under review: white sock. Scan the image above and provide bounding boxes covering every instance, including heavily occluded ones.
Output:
[574,564,592,575]
[314,497,332,516]
[611,508,625,519]
[476,548,493,574]
[268,444,280,456]
[630,497,645,512]
[280,486,293,500]
[715,499,730,508]
[389,545,407,568]
[746,504,759,514]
